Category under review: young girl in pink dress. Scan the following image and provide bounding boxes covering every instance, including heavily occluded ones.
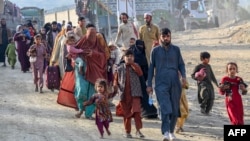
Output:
[83,79,115,138]
[65,35,83,62]
[218,62,248,125]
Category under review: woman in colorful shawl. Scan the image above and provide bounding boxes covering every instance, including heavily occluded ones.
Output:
[76,23,107,119]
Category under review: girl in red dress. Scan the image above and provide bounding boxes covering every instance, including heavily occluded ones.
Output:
[219,62,248,125]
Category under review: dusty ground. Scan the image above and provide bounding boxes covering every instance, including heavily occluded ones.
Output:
[1,21,250,141]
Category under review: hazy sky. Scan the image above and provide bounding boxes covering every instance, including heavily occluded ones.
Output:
[9,0,250,10]
[239,0,250,8]
[10,0,75,10]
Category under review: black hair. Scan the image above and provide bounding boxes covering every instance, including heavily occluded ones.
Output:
[226,62,238,73]
[86,23,96,29]
[120,12,129,20]
[67,21,72,26]
[130,37,136,41]
[52,21,57,25]
[34,34,42,39]
[78,16,85,21]
[200,51,210,60]
[124,49,134,56]
[160,28,171,35]
[94,78,108,94]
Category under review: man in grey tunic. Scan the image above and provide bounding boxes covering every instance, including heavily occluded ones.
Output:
[147,28,186,141]
[115,12,137,48]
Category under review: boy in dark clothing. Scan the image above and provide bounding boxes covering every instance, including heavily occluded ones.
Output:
[191,51,218,115]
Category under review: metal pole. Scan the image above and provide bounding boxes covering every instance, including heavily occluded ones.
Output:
[117,0,120,24]
[126,0,128,14]
[106,0,112,42]
[95,0,99,32]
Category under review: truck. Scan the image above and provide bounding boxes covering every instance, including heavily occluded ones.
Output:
[20,7,45,32]
[0,0,23,33]
[75,0,219,39]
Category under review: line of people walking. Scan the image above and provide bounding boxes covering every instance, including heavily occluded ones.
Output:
[1,10,248,141]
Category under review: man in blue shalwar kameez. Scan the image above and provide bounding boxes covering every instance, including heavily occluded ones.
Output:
[147,28,186,141]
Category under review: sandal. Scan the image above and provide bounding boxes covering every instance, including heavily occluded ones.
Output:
[123,133,132,138]
[86,116,95,120]
[75,111,83,118]
[136,131,145,138]
[175,127,184,134]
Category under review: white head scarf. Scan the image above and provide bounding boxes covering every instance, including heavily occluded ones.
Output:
[16,25,23,33]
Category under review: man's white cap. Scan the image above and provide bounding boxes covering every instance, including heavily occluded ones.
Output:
[144,12,152,17]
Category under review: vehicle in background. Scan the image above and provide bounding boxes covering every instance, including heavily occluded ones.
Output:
[181,0,219,29]
[0,0,23,33]
[20,7,45,32]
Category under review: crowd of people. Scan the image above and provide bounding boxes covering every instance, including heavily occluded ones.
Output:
[0,10,248,141]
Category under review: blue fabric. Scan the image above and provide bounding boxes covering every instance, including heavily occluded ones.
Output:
[161,114,178,134]
[147,44,185,116]
[74,57,95,117]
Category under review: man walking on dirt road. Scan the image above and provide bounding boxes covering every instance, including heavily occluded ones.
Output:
[147,28,186,141]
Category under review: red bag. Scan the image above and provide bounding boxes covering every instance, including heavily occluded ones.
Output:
[57,71,78,109]
[115,102,124,117]
[45,65,60,90]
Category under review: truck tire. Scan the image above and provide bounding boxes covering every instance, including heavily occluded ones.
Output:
[191,23,199,29]
[214,16,219,27]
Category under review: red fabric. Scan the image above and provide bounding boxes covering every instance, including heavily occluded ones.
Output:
[219,76,244,125]
[29,27,35,37]
[76,35,107,84]
[116,102,124,117]
[57,71,77,109]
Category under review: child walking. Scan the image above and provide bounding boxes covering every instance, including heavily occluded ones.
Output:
[83,79,114,138]
[218,62,247,125]
[107,41,121,107]
[176,72,189,133]
[191,51,218,115]
[27,34,47,93]
[5,38,16,69]
[113,49,145,138]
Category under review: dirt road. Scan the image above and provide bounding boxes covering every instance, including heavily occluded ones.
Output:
[1,27,250,141]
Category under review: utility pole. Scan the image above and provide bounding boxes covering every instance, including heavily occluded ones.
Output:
[126,0,128,14]
[95,0,99,32]
[106,0,112,42]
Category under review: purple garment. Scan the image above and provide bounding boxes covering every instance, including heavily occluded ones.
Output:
[30,44,46,88]
[14,32,30,72]
[96,115,110,137]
